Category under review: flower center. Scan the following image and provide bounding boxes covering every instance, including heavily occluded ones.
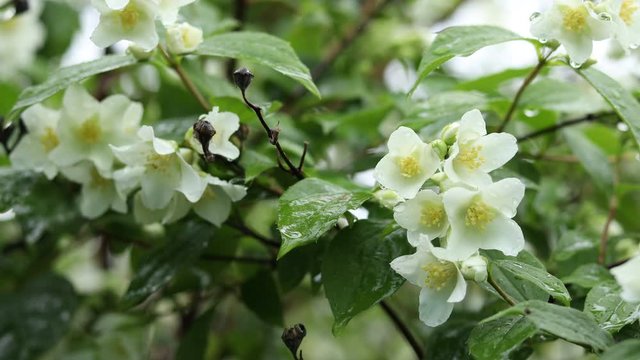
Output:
[119,3,140,30]
[420,202,445,228]
[465,197,496,230]
[422,261,456,290]
[90,168,110,188]
[620,0,638,25]
[39,127,59,152]
[78,116,102,144]
[146,153,172,172]
[561,6,587,32]
[398,155,420,178]
[457,143,484,170]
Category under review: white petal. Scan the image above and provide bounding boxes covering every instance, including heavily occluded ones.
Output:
[110,142,149,166]
[611,255,640,303]
[10,136,52,176]
[193,187,232,226]
[79,184,113,219]
[208,139,240,160]
[386,126,424,155]
[137,126,176,155]
[112,166,144,197]
[49,143,85,168]
[418,287,454,327]
[133,191,165,224]
[457,109,487,143]
[447,268,467,303]
[140,167,180,209]
[481,178,525,218]
[105,0,128,9]
[394,190,448,242]
[22,104,59,132]
[206,176,247,201]
[389,249,435,287]
[480,217,525,257]
[62,86,99,123]
[476,133,518,172]
[176,156,207,202]
[558,31,593,65]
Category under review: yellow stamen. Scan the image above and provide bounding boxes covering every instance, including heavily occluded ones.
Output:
[457,143,484,170]
[146,153,172,172]
[77,116,102,144]
[398,155,420,178]
[620,0,638,25]
[420,203,445,228]
[561,6,587,32]
[422,261,456,290]
[465,197,496,230]
[39,127,59,152]
[119,3,140,30]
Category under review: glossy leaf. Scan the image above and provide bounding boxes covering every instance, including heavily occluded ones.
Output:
[485,250,549,303]
[321,220,412,332]
[562,264,613,289]
[277,178,371,258]
[240,270,283,326]
[411,26,524,93]
[577,66,640,147]
[469,315,537,360]
[564,128,614,193]
[196,31,320,98]
[584,281,640,333]
[239,149,276,182]
[600,339,640,360]
[8,55,138,122]
[494,259,571,305]
[122,221,212,307]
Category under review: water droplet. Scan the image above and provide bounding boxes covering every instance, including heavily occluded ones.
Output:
[538,38,548,44]
[524,108,539,117]
[617,122,629,132]
[529,12,541,21]
[598,12,612,21]
[569,60,583,68]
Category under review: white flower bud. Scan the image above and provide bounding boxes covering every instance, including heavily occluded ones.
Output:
[127,44,154,60]
[460,255,488,282]
[166,22,203,54]
[430,139,448,160]
[440,121,459,146]
[373,189,404,209]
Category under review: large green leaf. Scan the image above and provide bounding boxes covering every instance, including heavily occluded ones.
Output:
[468,315,537,360]
[584,281,640,333]
[494,260,571,305]
[196,31,320,97]
[122,221,212,307]
[411,26,524,93]
[7,55,138,122]
[485,250,549,303]
[600,339,640,360]
[240,270,283,326]
[239,149,276,182]
[321,220,412,332]
[424,318,476,360]
[486,300,613,351]
[562,263,613,289]
[577,66,640,147]
[277,178,371,258]
[564,128,614,193]
[0,274,78,360]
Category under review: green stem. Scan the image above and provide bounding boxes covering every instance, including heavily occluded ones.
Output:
[488,273,516,306]
[159,47,211,111]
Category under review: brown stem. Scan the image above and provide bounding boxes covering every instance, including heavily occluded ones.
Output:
[227,221,281,248]
[488,273,517,306]
[380,300,424,359]
[298,141,309,171]
[517,113,614,142]
[159,47,211,111]
[598,153,621,264]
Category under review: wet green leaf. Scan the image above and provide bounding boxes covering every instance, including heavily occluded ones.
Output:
[585,281,640,333]
[469,315,537,360]
[494,259,571,305]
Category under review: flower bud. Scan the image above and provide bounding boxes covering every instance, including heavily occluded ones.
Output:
[166,22,203,54]
[440,122,460,146]
[281,324,306,360]
[127,44,155,60]
[193,118,216,162]
[233,67,254,92]
[373,189,404,209]
[460,255,488,282]
[430,139,448,160]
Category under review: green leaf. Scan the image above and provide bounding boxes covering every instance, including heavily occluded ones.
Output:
[576,66,640,147]
[196,31,320,98]
[564,128,614,192]
[494,260,571,305]
[40,1,80,57]
[277,244,315,293]
[484,250,550,303]
[0,274,78,360]
[122,221,211,307]
[600,339,640,360]
[486,300,613,351]
[239,149,276,182]
[176,308,215,360]
[551,231,596,262]
[7,55,138,122]
[520,78,600,113]
[424,318,476,360]
[240,270,283,326]
[562,263,613,289]
[321,220,412,332]
[411,26,524,93]
[402,91,487,130]
[584,281,640,333]
[277,178,371,258]
[468,315,537,360]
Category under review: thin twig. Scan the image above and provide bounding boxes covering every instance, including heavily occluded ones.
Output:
[488,273,517,306]
[379,300,424,360]
[227,221,281,248]
[298,141,309,171]
[159,47,210,111]
[517,113,613,142]
[201,254,276,267]
[598,153,621,264]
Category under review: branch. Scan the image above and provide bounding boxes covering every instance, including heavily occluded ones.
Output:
[379,300,424,359]
[516,113,614,142]
[159,47,211,111]
[227,221,281,248]
[488,272,517,306]
[598,152,621,264]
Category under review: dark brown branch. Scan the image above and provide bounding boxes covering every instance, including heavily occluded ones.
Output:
[298,141,308,171]
[380,300,424,359]
[517,113,614,142]
[227,221,280,248]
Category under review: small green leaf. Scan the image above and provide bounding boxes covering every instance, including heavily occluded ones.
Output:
[484,250,549,303]
[240,270,283,326]
[576,66,640,147]
[494,259,571,305]
[239,149,276,182]
[468,315,537,360]
[412,26,524,93]
[564,128,614,192]
[8,55,138,122]
[277,178,371,258]
[584,281,640,333]
[321,220,412,333]
[562,263,613,289]
[176,308,215,360]
[600,339,640,360]
[122,221,211,307]
[486,300,613,351]
[196,31,320,98]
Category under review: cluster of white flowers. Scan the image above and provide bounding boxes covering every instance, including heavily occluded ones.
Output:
[9,85,246,225]
[531,0,640,66]
[375,109,524,327]
[611,254,640,303]
[0,0,45,80]
[91,0,203,53]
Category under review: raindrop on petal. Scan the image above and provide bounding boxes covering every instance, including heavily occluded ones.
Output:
[569,60,583,68]
[529,12,541,21]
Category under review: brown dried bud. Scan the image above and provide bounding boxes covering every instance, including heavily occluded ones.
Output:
[281,323,306,360]
[193,118,216,162]
[233,67,254,92]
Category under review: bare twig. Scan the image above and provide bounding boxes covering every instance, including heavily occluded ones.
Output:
[598,153,621,264]
[517,113,614,142]
[227,221,280,248]
[488,272,517,306]
[380,301,424,359]
[159,47,211,111]
[298,141,309,171]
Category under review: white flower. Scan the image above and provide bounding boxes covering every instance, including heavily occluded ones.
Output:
[0,4,45,80]
[530,0,615,65]
[61,161,127,219]
[166,22,203,54]
[374,127,440,199]
[91,0,159,51]
[373,189,404,209]
[49,86,142,175]
[9,104,61,179]
[611,255,640,303]
[155,0,195,25]
[190,107,240,160]
[393,189,448,246]
[443,110,517,188]
[192,175,247,226]
[390,244,467,327]
[133,191,190,224]
[605,0,640,49]
[435,178,526,261]
[111,125,206,209]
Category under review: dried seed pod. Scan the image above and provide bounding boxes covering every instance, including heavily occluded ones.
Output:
[233,67,254,92]
[193,118,216,162]
[281,323,306,360]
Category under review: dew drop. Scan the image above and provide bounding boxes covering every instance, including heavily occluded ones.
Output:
[598,12,612,21]
[538,38,548,44]
[569,60,583,68]
[617,122,629,132]
[529,12,541,21]
[524,108,539,117]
